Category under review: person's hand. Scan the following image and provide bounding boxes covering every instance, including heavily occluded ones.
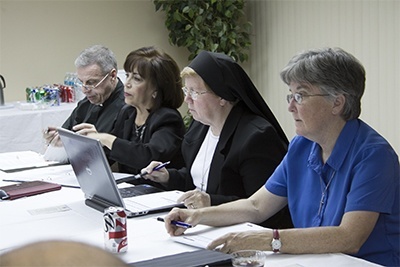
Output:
[163,207,200,236]
[43,126,63,147]
[178,189,211,209]
[206,229,271,253]
[72,123,98,136]
[141,161,170,184]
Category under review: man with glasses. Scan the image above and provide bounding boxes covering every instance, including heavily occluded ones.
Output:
[43,45,125,161]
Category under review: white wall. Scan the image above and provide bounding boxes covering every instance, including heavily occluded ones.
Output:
[0,0,190,102]
[1,0,398,153]
[247,0,399,154]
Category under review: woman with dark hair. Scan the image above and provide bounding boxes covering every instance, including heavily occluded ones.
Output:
[142,51,293,229]
[74,46,185,175]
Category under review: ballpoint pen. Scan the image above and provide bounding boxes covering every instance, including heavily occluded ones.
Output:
[115,161,171,184]
[133,161,170,179]
[156,217,193,229]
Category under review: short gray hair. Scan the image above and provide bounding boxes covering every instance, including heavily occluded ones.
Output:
[74,45,117,74]
[280,47,365,120]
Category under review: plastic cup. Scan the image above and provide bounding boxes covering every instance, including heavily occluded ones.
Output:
[231,250,266,267]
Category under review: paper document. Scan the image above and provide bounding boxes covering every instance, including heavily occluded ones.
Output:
[0,151,60,172]
[124,190,184,213]
[3,164,134,188]
[171,222,266,249]
[3,164,79,187]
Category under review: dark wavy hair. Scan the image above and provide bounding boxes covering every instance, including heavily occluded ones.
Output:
[123,46,184,111]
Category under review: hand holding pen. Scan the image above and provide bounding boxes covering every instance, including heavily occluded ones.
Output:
[161,208,199,236]
[135,161,171,184]
[116,161,171,184]
[157,217,192,229]
[134,161,170,179]
[43,126,62,147]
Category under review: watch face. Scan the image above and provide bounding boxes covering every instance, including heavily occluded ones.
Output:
[272,239,281,249]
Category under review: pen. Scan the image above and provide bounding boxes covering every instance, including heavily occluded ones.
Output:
[44,127,57,146]
[133,161,170,179]
[156,217,193,229]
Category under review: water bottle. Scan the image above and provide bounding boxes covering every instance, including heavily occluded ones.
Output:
[72,73,85,101]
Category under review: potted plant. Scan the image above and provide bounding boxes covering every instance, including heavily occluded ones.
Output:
[153,0,252,63]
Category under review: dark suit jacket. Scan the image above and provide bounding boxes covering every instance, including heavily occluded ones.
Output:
[62,79,125,133]
[167,103,293,229]
[107,105,185,176]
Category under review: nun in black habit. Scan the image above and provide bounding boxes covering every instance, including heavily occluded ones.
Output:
[143,51,293,229]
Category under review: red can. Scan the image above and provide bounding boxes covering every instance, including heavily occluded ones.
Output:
[104,206,128,253]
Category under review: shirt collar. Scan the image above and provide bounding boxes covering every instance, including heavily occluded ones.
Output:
[308,119,359,173]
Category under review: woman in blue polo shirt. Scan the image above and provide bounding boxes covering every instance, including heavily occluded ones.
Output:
[162,47,400,266]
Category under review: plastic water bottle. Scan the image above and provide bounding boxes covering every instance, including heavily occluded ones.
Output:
[72,73,85,101]
[63,72,71,86]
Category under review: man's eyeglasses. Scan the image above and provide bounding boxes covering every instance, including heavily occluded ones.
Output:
[182,87,209,100]
[286,93,330,104]
[81,72,110,91]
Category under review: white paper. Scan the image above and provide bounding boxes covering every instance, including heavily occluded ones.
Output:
[124,190,184,212]
[3,164,134,188]
[0,151,60,171]
[171,222,265,249]
[3,164,79,187]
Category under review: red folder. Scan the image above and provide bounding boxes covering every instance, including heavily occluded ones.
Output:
[0,181,61,200]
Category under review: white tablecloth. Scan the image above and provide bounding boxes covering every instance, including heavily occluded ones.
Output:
[0,181,382,266]
[0,102,76,153]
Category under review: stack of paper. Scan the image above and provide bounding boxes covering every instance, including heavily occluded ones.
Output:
[0,151,60,172]
[171,222,266,249]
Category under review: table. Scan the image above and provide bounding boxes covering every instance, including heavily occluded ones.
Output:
[0,178,382,266]
[0,102,76,153]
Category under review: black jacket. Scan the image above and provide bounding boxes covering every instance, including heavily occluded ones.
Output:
[107,105,185,176]
[167,103,293,229]
[62,79,125,133]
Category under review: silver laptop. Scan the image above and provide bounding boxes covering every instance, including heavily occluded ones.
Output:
[57,127,184,217]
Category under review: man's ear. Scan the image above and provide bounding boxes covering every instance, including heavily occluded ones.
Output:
[110,69,117,80]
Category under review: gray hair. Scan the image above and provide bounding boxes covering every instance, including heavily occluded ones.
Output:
[74,45,117,74]
[280,47,365,120]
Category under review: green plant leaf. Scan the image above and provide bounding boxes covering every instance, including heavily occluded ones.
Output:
[152,0,251,63]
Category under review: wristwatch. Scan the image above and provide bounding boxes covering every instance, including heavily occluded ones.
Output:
[271,229,281,253]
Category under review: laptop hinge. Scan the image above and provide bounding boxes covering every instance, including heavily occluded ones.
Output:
[85,194,121,213]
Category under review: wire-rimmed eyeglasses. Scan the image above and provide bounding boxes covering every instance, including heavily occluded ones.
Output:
[182,87,209,100]
[81,72,110,91]
[287,92,330,104]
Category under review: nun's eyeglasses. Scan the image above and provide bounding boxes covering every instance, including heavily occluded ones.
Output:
[287,92,330,104]
[182,87,209,100]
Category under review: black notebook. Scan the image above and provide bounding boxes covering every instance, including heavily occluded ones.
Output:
[130,249,233,267]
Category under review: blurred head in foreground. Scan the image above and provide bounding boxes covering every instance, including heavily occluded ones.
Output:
[0,240,129,267]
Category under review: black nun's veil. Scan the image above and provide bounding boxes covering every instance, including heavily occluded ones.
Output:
[188,51,289,145]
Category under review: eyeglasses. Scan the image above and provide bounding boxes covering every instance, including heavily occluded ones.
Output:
[182,87,209,100]
[81,72,110,91]
[286,92,330,104]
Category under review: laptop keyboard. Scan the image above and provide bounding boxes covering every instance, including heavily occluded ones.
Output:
[119,184,163,198]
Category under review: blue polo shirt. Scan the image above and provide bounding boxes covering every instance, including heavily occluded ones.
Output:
[266,119,399,266]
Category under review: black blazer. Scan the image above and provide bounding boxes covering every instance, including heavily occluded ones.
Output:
[107,105,185,176]
[167,103,293,228]
[62,79,125,133]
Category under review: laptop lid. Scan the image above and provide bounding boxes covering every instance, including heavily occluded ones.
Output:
[57,127,184,217]
[57,127,126,209]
